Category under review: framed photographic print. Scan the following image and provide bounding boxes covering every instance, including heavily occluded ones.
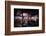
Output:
[5,1,45,35]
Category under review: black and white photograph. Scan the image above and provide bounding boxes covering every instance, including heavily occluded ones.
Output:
[14,9,39,27]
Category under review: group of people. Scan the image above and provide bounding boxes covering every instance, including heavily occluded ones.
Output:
[14,12,39,27]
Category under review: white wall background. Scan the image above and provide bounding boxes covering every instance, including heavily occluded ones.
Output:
[0,0,46,36]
